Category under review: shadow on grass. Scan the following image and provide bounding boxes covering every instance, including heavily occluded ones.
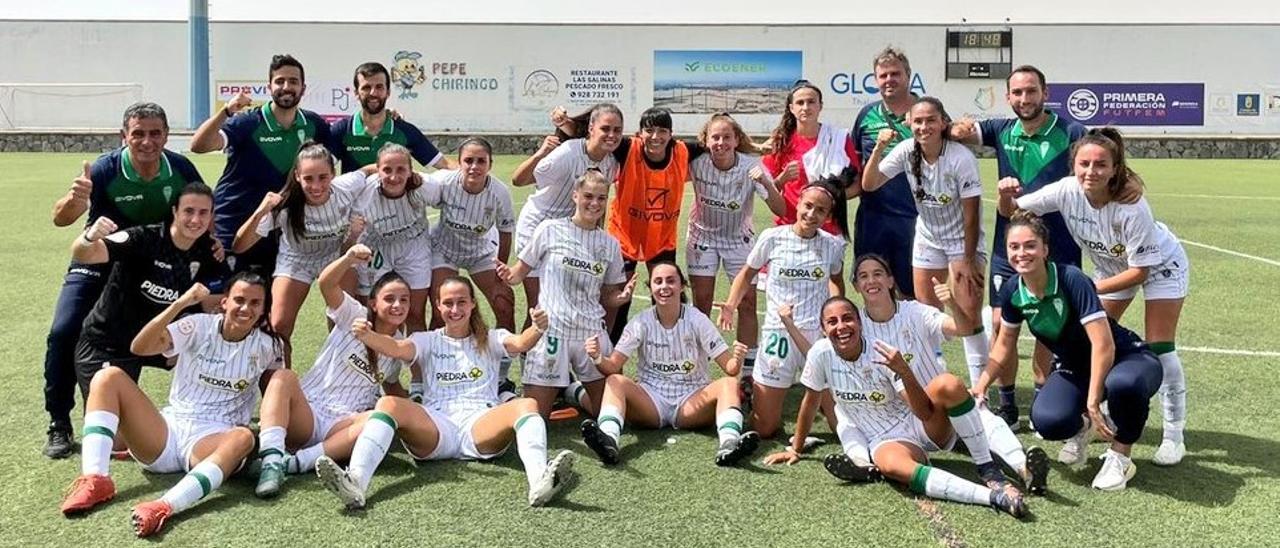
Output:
[1123,427,1280,506]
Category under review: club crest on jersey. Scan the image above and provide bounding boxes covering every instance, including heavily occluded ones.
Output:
[903,352,914,364]
[1052,297,1064,315]
[162,186,174,202]
[775,266,824,281]
[1108,244,1126,257]
[189,261,200,279]
[198,373,250,393]
[346,352,385,385]
[561,256,605,277]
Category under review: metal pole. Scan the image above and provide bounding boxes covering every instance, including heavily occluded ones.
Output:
[188,0,210,129]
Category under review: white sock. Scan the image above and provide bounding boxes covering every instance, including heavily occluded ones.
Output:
[981,305,995,345]
[514,413,548,490]
[500,357,513,380]
[288,443,327,474]
[81,410,119,476]
[979,407,1026,472]
[948,397,992,465]
[836,420,872,466]
[715,408,744,445]
[348,411,397,492]
[161,461,224,514]
[562,381,586,407]
[1157,349,1187,443]
[598,404,624,442]
[962,332,990,387]
[914,465,992,506]
[258,425,286,467]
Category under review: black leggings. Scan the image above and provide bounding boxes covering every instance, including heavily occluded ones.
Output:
[1030,351,1163,445]
[608,249,678,344]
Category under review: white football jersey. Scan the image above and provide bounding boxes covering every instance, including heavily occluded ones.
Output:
[423,170,515,260]
[747,225,846,330]
[349,171,432,246]
[162,313,281,425]
[800,338,910,442]
[257,176,359,263]
[524,138,620,223]
[878,139,985,257]
[858,300,950,383]
[299,294,405,416]
[687,152,771,248]
[615,304,730,400]
[518,218,626,340]
[411,328,512,415]
[1017,176,1182,278]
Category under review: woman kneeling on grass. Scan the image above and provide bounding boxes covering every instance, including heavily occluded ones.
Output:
[60,274,281,537]
[764,297,1027,518]
[579,261,759,467]
[314,276,576,509]
[973,211,1163,491]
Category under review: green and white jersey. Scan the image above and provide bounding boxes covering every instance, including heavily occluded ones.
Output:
[615,304,729,400]
[518,218,626,340]
[800,338,910,441]
[423,170,516,262]
[411,328,513,415]
[747,225,846,331]
[348,171,433,246]
[163,313,281,425]
[330,114,444,173]
[687,152,771,248]
[255,176,360,266]
[1016,176,1183,278]
[87,147,204,227]
[876,139,984,256]
[858,300,951,384]
[299,294,405,417]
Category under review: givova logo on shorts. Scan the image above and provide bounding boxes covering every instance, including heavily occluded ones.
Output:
[561,256,605,277]
[436,367,484,385]
[198,373,250,393]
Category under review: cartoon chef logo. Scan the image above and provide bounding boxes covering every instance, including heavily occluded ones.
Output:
[391,51,427,99]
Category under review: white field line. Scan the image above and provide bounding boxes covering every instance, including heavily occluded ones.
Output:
[1148,193,1280,201]
[1181,239,1280,268]
[1017,335,1280,358]
[979,198,1280,268]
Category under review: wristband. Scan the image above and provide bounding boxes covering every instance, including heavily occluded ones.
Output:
[591,354,604,367]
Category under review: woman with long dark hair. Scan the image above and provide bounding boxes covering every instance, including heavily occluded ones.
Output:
[60,273,281,537]
[974,211,1163,491]
[233,142,364,367]
[313,276,576,509]
[862,97,990,388]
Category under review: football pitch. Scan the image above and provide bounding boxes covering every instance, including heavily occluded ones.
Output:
[0,152,1277,546]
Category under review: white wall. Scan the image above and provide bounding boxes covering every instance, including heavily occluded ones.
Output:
[2,21,1277,134]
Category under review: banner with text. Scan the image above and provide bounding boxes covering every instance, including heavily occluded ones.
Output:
[1047,83,1204,126]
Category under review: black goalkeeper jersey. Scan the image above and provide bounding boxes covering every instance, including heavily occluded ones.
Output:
[79,223,228,358]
